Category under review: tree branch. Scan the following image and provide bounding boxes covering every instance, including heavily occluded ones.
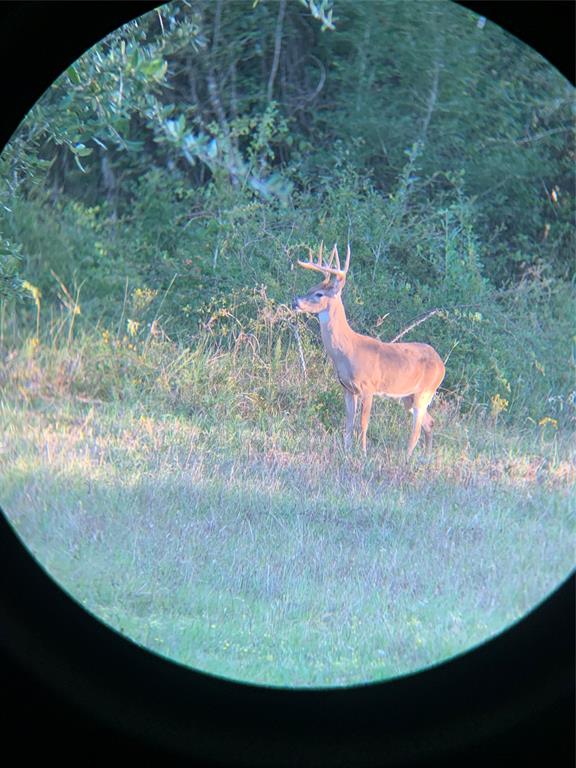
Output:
[267,0,287,103]
[388,308,442,343]
[290,55,327,112]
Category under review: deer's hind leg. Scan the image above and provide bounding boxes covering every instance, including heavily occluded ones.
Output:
[422,411,434,452]
[404,392,435,458]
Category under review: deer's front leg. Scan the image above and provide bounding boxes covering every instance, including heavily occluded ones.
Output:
[344,390,357,451]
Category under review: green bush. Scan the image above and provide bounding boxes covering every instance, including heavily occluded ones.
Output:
[3,158,574,429]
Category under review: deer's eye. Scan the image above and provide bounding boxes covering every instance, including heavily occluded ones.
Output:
[314,292,323,298]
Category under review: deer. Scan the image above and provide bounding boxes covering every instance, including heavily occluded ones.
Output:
[291,243,445,458]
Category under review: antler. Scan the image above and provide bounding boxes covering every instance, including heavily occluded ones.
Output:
[297,243,351,279]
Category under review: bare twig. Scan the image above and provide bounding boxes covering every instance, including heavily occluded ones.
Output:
[116,276,129,339]
[290,321,307,379]
[275,302,307,379]
[482,126,573,146]
[443,339,460,366]
[389,308,441,343]
[418,58,441,147]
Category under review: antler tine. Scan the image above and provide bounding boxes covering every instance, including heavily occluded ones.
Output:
[332,243,341,273]
[326,243,335,269]
[343,242,351,275]
[298,243,328,275]
[297,241,350,278]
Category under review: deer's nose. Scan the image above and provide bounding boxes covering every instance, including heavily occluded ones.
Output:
[291,297,299,310]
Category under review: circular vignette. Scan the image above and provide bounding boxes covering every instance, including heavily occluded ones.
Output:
[0,2,574,766]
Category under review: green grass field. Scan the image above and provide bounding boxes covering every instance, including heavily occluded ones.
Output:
[1,334,574,687]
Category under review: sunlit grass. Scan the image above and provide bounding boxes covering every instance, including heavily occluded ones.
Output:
[0,333,574,687]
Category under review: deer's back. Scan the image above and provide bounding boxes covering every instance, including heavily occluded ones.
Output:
[337,334,445,397]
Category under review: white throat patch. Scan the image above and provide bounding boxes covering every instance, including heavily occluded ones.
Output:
[318,309,330,324]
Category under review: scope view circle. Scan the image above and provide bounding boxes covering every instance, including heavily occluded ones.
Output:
[0,0,574,694]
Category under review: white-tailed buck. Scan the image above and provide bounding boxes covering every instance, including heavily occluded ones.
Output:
[292,244,445,458]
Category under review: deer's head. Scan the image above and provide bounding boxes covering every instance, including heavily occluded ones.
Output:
[292,243,350,315]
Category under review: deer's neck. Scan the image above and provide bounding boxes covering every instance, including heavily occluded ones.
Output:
[318,298,355,358]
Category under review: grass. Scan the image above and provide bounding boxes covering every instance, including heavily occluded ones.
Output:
[0,329,574,687]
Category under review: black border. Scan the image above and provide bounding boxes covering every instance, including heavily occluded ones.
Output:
[0,2,574,766]
[458,0,575,84]
[1,507,574,766]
